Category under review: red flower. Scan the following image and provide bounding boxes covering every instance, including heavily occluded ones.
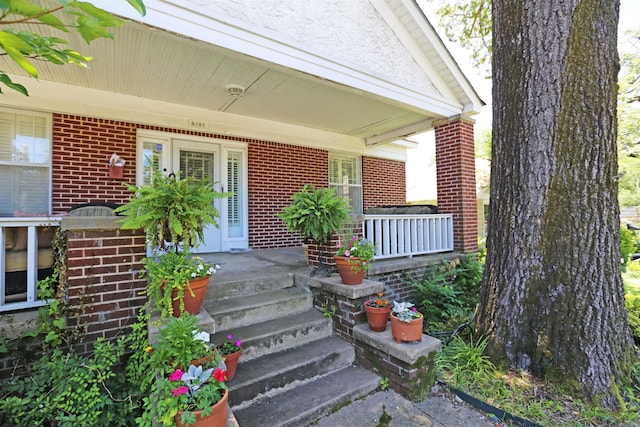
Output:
[213,368,226,382]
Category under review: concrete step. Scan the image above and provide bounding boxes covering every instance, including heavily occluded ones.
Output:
[210,310,332,363]
[205,287,313,330]
[206,273,295,301]
[228,336,355,409]
[232,366,381,427]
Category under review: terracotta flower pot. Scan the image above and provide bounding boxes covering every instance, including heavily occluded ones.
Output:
[171,275,210,316]
[364,301,391,332]
[334,255,366,285]
[175,388,228,427]
[220,348,242,381]
[390,312,424,343]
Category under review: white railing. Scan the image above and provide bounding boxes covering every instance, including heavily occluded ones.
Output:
[0,217,61,312]
[364,214,454,260]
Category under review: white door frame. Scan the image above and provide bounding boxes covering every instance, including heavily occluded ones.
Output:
[136,130,248,253]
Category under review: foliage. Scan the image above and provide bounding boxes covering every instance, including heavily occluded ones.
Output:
[367,292,390,308]
[410,257,483,329]
[0,0,145,95]
[626,292,640,345]
[391,301,421,323]
[321,303,337,318]
[277,184,350,244]
[116,172,230,252]
[436,334,496,386]
[217,333,242,356]
[428,0,492,73]
[142,248,220,318]
[0,339,137,427]
[147,314,215,375]
[621,226,639,268]
[335,234,376,272]
[155,365,227,427]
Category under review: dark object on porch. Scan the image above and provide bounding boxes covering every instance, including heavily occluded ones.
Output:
[365,205,438,215]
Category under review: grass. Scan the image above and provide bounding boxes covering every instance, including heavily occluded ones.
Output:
[432,259,640,426]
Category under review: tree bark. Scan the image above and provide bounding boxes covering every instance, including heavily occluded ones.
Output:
[479,0,636,408]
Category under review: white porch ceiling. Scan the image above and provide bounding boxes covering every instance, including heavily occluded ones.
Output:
[3,1,483,146]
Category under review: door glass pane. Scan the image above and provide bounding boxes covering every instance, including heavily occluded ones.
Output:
[227,151,243,238]
[142,142,163,186]
[179,150,214,181]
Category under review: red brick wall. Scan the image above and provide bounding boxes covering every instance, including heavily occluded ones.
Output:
[51,114,409,250]
[362,157,406,211]
[52,115,138,212]
[65,223,147,354]
[248,141,328,249]
[434,119,478,252]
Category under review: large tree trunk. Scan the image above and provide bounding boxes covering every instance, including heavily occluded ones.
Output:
[478,0,636,408]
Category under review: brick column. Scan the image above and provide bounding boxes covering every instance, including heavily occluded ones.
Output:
[63,216,147,354]
[434,117,478,253]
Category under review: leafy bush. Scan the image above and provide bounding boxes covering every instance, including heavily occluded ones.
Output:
[621,226,638,268]
[626,292,640,345]
[0,340,136,427]
[409,256,484,330]
[436,334,496,386]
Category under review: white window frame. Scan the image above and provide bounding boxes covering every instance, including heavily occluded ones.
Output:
[0,107,53,217]
[329,153,362,214]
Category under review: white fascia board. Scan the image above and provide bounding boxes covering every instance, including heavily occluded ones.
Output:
[2,75,408,162]
[91,0,463,118]
[402,0,485,114]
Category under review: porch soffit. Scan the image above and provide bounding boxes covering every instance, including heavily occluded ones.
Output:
[5,0,483,146]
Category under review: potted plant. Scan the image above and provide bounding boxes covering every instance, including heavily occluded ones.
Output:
[116,172,229,317]
[156,365,228,427]
[149,313,219,374]
[390,301,424,343]
[139,314,228,427]
[216,334,242,381]
[334,235,376,285]
[141,249,220,317]
[363,292,391,332]
[278,184,350,273]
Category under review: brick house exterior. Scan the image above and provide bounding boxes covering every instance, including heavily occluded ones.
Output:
[0,0,483,372]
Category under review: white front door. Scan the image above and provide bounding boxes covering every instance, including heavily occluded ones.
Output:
[173,139,222,253]
[137,131,248,253]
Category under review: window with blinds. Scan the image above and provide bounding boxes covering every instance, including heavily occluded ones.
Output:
[141,142,164,186]
[227,151,243,238]
[329,154,362,214]
[0,109,51,217]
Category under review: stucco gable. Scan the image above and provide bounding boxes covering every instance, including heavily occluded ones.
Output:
[177,0,441,98]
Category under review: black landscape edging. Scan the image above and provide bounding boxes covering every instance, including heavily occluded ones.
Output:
[436,379,542,427]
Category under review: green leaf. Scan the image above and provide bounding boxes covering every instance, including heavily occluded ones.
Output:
[9,0,67,31]
[3,45,38,76]
[0,73,29,95]
[0,30,36,53]
[126,0,146,16]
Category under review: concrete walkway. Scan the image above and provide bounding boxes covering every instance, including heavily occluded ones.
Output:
[313,388,495,427]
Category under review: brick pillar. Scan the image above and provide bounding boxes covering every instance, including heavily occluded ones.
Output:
[63,216,147,354]
[434,117,478,253]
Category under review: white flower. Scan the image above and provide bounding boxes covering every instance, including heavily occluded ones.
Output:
[193,330,210,343]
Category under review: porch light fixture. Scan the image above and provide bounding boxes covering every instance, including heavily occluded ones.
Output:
[225,84,245,98]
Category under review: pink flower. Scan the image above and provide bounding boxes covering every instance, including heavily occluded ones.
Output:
[235,340,242,347]
[172,386,188,396]
[411,307,417,312]
[169,369,183,382]
[344,250,351,257]
[227,334,233,340]
[213,368,226,382]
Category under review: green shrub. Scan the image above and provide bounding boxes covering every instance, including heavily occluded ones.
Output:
[621,226,637,268]
[626,292,640,345]
[0,340,136,427]
[409,256,484,331]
